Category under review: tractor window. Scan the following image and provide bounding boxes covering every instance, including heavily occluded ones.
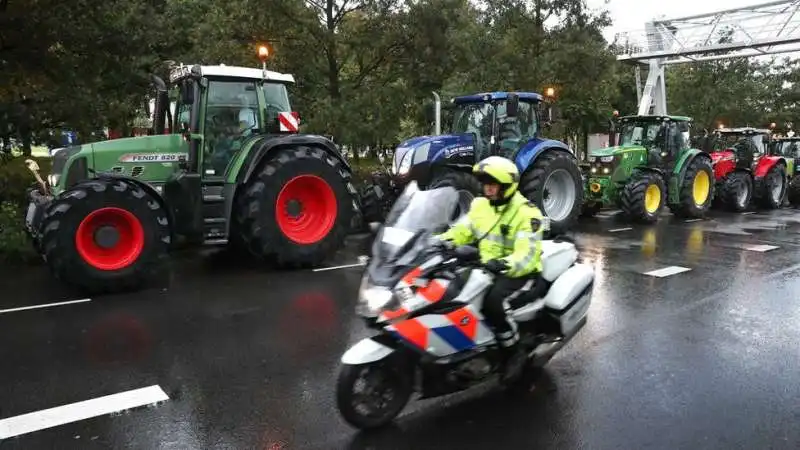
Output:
[453,103,493,159]
[203,80,262,176]
[618,122,664,148]
[172,81,193,132]
[262,83,292,129]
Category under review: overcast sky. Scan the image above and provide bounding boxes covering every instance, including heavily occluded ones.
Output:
[586,0,773,41]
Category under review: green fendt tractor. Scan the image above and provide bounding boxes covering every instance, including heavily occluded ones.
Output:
[24,54,359,293]
[582,115,714,222]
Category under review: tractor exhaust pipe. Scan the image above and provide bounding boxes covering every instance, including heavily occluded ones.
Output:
[150,74,169,135]
[432,91,441,135]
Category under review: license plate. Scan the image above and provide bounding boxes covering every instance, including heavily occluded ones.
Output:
[25,203,36,227]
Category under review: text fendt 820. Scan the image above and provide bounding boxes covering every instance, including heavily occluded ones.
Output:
[582,115,714,223]
[24,62,360,294]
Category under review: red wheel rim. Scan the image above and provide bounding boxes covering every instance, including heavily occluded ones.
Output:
[275,175,338,244]
[75,207,145,271]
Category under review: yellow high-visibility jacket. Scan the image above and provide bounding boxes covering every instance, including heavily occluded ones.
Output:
[438,191,544,278]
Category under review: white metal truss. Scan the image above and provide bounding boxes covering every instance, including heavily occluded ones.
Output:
[613,0,800,115]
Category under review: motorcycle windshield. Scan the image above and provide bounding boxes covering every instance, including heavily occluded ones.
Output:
[367,183,460,286]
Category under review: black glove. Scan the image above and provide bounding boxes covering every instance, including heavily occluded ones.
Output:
[432,238,455,253]
[485,259,509,274]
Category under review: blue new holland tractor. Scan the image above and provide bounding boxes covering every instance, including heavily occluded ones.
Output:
[362,91,583,235]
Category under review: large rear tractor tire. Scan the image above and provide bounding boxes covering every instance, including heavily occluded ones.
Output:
[237,146,358,268]
[519,152,583,236]
[428,169,481,220]
[788,175,800,207]
[718,170,753,212]
[39,178,170,294]
[670,157,715,218]
[620,171,665,223]
[756,163,787,209]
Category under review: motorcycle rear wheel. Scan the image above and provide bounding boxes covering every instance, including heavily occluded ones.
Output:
[336,359,413,430]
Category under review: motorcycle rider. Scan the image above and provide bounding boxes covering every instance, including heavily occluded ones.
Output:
[434,156,545,381]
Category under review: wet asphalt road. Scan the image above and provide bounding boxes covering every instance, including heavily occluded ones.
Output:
[3,209,800,449]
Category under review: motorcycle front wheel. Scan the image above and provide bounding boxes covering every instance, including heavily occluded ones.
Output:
[335,358,413,430]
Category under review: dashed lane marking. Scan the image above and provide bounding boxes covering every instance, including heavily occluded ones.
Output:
[0,385,169,439]
[741,244,780,252]
[608,227,633,233]
[643,266,692,278]
[0,298,91,315]
[741,211,757,215]
[684,218,703,223]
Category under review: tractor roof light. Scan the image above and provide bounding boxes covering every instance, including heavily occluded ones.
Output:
[257,45,271,62]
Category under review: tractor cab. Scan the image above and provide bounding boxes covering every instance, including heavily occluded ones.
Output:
[449,92,556,161]
[611,115,692,170]
[711,127,772,169]
[156,63,298,178]
[770,136,800,160]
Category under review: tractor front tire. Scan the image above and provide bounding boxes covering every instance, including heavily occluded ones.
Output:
[237,146,357,268]
[519,152,583,236]
[428,169,481,220]
[718,171,753,212]
[620,172,665,223]
[670,157,715,218]
[756,163,787,209]
[39,178,170,294]
[788,176,800,207]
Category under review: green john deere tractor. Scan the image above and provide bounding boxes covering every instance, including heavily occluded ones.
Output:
[23,61,359,293]
[582,115,714,223]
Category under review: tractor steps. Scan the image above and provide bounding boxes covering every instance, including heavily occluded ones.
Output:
[201,181,228,241]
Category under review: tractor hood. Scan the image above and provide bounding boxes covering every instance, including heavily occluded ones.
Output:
[393,133,475,174]
[589,145,647,158]
[88,134,186,161]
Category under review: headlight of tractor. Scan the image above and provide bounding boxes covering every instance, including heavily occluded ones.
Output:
[47,174,60,187]
[395,149,414,175]
[600,156,615,163]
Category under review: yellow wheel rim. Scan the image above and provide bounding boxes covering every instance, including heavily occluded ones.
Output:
[644,184,661,213]
[692,170,711,205]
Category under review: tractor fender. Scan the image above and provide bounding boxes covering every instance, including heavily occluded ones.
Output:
[236,134,352,186]
[674,150,711,182]
[514,139,574,173]
[754,155,786,179]
[94,173,174,239]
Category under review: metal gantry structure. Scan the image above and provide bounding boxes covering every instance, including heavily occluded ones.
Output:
[614,0,800,116]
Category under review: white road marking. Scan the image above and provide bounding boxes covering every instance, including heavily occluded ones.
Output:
[0,385,169,439]
[684,218,703,223]
[313,261,367,272]
[0,298,91,315]
[608,227,633,232]
[741,211,757,215]
[742,244,780,252]
[643,266,692,278]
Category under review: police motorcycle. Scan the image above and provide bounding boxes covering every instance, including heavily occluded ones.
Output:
[335,181,595,430]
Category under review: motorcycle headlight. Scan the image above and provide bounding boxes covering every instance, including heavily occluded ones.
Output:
[357,277,395,316]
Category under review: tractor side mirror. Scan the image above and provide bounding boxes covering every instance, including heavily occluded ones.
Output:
[506,93,519,118]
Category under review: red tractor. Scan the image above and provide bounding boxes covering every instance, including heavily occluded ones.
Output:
[708,127,787,211]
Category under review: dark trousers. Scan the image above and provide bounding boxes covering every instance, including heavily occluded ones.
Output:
[482,275,531,347]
